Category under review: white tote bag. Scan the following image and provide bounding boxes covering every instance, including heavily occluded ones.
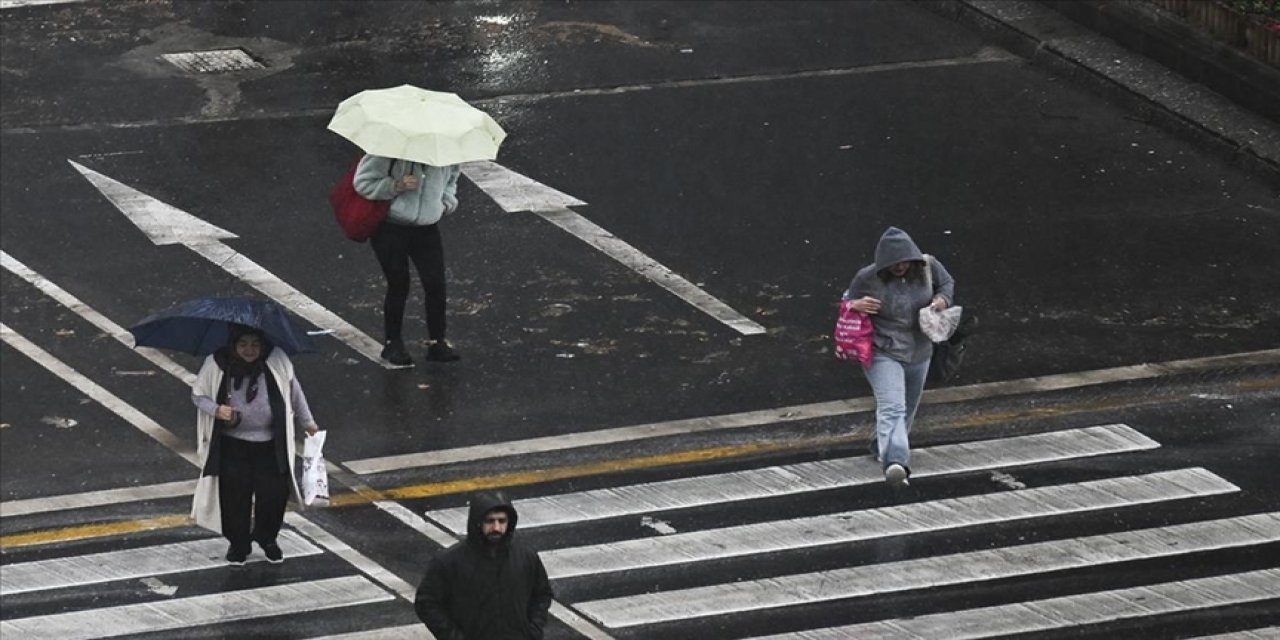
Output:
[301,431,330,507]
[919,305,964,343]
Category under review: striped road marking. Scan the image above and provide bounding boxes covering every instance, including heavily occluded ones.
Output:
[576,512,1280,627]
[343,347,1280,475]
[460,160,766,336]
[744,568,1280,640]
[0,479,196,519]
[308,627,430,640]
[0,575,394,640]
[0,323,198,466]
[68,161,395,368]
[542,467,1237,579]
[0,0,84,8]
[2,250,197,385]
[425,423,1157,533]
[0,531,320,596]
[1188,629,1280,640]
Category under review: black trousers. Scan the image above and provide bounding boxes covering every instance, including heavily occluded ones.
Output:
[218,436,289,552]
[370,222,447,343]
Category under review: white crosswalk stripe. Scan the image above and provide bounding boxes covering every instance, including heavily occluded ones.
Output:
[1186,628,1280,640]
[0,528,408,639]
[5,423,1269,638]
[428,422,1272,638]
[425,423,1158,533]
[0,575,395,640]
[542,467,1237,579]
[0,530,321,596]
[743,568,1280,639]
[576,512,1280,627]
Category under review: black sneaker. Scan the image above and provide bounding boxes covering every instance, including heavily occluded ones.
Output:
[380,340,414,367]
[425,341,460,362]
[226,546,248,566]
[261,542,284,565]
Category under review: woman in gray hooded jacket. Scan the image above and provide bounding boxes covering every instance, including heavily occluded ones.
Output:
[843,227,954,487]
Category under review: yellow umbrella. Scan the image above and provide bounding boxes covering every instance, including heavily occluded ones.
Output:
[327,85,507,166]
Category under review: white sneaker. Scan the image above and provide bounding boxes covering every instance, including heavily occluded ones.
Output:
[885,463,909,487]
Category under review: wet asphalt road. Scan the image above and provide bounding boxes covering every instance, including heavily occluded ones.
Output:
[1,1,1279,638]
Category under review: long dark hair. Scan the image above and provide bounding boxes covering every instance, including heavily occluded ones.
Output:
[877,260,926,284]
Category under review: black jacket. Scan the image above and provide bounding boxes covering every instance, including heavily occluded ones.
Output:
[415,491,554,640]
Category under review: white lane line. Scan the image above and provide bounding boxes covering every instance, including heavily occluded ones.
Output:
[0,530,320,596]
[744,568,1280,640]
[344,347,1280,475]
[425,423,1157,534]
[68,161,394,368]
[576,512,1280,627]
[459,160,766,336]
[535,207,767,335]
[284,512,417,601]
[373,501,615,640]
[2,49,1019,134]
[0,0,83,8]
[2,251,197,385]
[0,274,424,614]
[0,575,394,640]
[307,627,431,640]
[541,467,1237,579]
[0,323,198,466]
[0,479,196,519]
[1186,628,1280,640]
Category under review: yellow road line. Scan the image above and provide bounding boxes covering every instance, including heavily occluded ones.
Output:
[7,376,1276,550]
[0,515,190,549]
[369,440,806,503]
[0,440,827,550]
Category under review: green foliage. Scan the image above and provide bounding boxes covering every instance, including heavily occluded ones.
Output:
[1225,0,1280,19]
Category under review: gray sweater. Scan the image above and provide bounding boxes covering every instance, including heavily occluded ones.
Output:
[353,155,461,227]
[844,227,955,364]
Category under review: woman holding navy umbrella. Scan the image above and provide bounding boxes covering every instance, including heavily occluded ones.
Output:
[190,324,320,566]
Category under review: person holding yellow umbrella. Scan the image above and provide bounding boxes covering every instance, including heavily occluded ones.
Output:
[328,85,506,367]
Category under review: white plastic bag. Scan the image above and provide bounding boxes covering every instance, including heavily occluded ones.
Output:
[301,431,330,507]
[919,305,963,343]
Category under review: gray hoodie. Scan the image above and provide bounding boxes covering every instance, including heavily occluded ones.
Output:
[844,227,955,364]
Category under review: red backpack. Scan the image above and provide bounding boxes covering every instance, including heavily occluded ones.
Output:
[833,299,874,367]
[329,157,391,242]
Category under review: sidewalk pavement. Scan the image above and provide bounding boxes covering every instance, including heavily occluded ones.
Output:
[926,0,1280,179]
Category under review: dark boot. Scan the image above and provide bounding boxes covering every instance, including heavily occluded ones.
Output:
[380,340,414,367]
[425,340,460,362]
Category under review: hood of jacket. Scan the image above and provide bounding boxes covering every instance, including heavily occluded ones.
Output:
[873,226,925,273]
[466,490,518,547]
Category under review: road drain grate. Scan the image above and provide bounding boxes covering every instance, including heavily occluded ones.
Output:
[160,48,265,73]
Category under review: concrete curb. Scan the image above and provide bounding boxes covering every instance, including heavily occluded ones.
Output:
[922,0,1280,179]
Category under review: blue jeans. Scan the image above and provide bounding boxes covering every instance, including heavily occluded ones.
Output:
[864,354,930,471]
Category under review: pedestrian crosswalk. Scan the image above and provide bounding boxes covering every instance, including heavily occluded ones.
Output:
[2,422,1275,638]
[423,422,1278,638]
[2,576,395,640]
[0,529,409,639]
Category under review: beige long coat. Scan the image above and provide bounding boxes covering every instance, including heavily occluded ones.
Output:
[190,349,305,533]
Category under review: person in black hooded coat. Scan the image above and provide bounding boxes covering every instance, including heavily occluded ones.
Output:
[415,490,554,640]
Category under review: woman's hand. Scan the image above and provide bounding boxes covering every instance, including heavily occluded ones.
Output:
[395,175,419,193]
[215,405,235,421]
[931,296,949,311]
[851,297,881,314]
[305,423,320,436]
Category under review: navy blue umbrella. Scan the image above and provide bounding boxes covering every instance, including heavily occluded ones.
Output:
[129,297,318,356]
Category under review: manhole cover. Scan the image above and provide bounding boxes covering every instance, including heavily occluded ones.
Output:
[160,48,265,73]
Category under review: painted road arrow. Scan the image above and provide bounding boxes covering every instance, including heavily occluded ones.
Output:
[461,161,767,336]
[68,160,396,368]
